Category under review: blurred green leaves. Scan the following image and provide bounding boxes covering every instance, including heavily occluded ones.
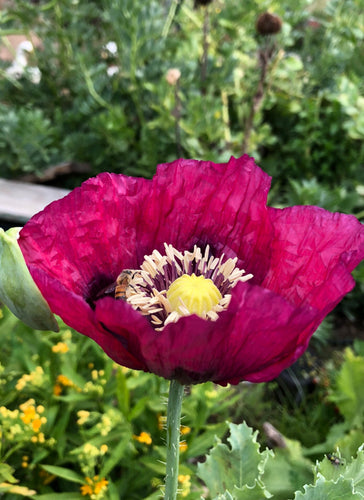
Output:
[0,0,363,186]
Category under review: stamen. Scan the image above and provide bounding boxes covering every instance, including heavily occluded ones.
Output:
[110,243,253,331]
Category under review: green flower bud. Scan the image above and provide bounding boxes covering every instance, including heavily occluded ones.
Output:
[0,227,59,331]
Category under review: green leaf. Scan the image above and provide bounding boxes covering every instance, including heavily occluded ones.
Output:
[264,438,313,499]
[329,348,364,426]
[34,494,83,500]
[40,465,84,484]
[294,474,360,499]
[197,421,273,498]
[218,481,272,499]
[0,463,17,483]
[316,447,364,496]
[116,367,130,416]
[100,432,133,477]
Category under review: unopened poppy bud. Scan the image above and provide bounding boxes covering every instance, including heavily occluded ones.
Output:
[166,68,181,86]
[0,227,58,331]
[256,12,282,36]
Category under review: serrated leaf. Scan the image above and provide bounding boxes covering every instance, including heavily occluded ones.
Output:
[264,438,313,499]
[217,480,272,499]
[294,474,361,499]
[329,348,364,426]
[346,448,364,496]
[197,422,273,497]
[316,447,364,496]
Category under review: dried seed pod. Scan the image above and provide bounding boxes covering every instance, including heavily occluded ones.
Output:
[256,12,282,36]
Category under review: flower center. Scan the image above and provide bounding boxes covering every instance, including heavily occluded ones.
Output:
[106,243,253,331]
[166,273,222,318]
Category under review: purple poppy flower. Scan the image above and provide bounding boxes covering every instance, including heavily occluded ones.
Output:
[18,156,364,385]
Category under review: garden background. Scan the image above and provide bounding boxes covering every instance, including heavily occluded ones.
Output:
[0,0,364,498]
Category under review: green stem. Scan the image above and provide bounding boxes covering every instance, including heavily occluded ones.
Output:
[164,379,184,500]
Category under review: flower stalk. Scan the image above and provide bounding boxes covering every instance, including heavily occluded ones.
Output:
[164,380,184,500]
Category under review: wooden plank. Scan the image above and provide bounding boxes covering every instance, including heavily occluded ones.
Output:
[0,178,70,223]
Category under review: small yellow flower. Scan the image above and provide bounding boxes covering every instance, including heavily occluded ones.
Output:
[179,440,188,453]
[158,414,166,430]
[20,406,36,424]
[100,444,108,455]
[178,474,191,497]
[94,477,108,495]
[56,374,74,386]
[133,431,152,445]
[53,383,62,396]
[77,410,90,425]
[38,432,45,443]
[31,418,42,433]
[80,484,93,496]
[180,425,191,435]
[52,342,69,353]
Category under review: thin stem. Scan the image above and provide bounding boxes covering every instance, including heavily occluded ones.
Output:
[200,6,209,95]
[174,82,182,157]
[164,379,184,500]
[242,40,274,154]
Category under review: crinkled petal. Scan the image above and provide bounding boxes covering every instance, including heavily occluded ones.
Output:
[145,156,273,281]
[19,172,151,298]
[139,282,318,385]
[264,206,364,314]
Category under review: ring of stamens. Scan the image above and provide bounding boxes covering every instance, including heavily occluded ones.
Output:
[120,243,253,331]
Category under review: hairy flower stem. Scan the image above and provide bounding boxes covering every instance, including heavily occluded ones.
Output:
[164,380,184,500]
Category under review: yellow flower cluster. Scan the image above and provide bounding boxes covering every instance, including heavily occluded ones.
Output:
[77,410,90,426]
[51,341,69,353]
[16,366,45,391]
[0,399,49,444]
[53,374,79,395]
[80,475,108,498]
[178,474,191,497]
[19,399,47,441]
[77,443,109,481]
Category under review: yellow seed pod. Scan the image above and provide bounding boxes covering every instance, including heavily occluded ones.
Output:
[167,273,221,317]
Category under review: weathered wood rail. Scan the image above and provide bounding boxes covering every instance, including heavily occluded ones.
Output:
[0,178,70,225]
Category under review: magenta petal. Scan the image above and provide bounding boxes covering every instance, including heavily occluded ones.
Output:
[143,156,274,280]
[140,282,318,384]
[19,172,152,295]
[264,206,364,314]
[17,156,364,385]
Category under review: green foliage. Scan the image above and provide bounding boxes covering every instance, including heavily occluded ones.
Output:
[197,422,273,498]
[0,305,235,498]
[329,348,364,427]
[293,448,364,499]
[197,421,364,500]
[0,0,363,187]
